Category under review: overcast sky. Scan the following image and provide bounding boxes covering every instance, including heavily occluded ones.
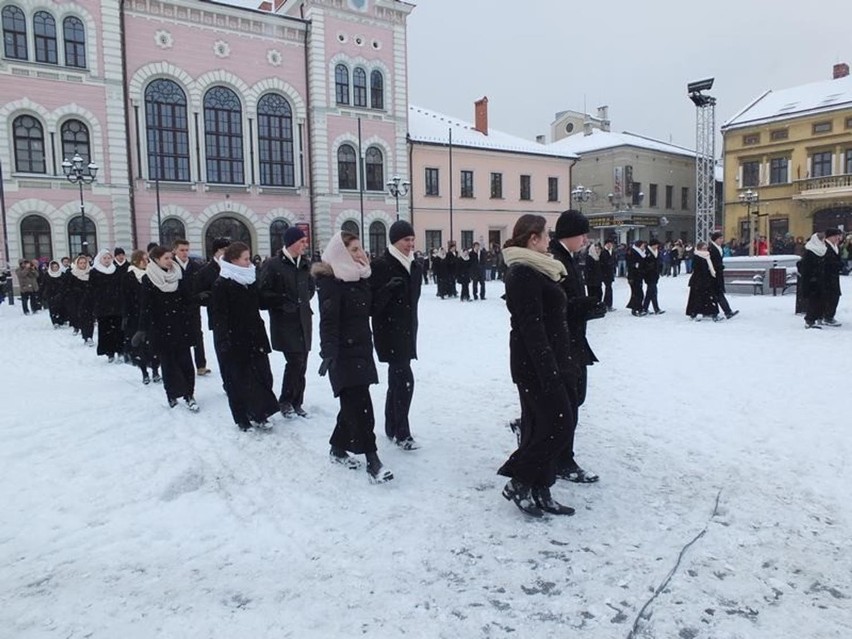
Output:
[406,0,851,149]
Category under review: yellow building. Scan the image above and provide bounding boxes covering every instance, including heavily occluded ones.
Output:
[721,65,852,249]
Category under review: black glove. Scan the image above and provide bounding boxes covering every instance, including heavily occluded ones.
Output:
[318,357,334,377]
[197,290,211,304]
[586,301,608,321]
[131,330,146,347]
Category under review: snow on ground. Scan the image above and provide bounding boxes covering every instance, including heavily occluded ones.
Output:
[1,275,851,639]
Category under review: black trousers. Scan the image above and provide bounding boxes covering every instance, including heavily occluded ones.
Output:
[603,280,614,308]
[96,315,124,356]
[472,277,485,299]
[460,280,470,300]
[189,309,206,368]
[587,283,603,304]
[716,287,733,315]
[642,280,660,312]
[498,383,575,488]
[21,292,36,314]
[158,346,195,402]
[804,294,824,324]
[219,347,279,424]
[627,279,644,310]
[385,360,414,440]
[330,385,377,454]
[823,292,840,320]
[279,351,308,408]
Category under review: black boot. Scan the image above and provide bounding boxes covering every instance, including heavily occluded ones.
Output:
[532,486,575,516]
[365,452,393,484]
[501,479,544,518]
[330,446,362,470]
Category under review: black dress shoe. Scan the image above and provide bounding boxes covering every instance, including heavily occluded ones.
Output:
[532,486,575,516]
[501,479,544,518]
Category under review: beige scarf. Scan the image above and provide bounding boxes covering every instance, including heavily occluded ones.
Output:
[388,244,413,274]
[321,232,371,282]
[145,260,182,293]
[502,246,566,282]
[128,265,147,283]
[694,249,716,278]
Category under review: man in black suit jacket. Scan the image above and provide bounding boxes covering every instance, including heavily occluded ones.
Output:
[599,238,616,310]
[709,231,738,319]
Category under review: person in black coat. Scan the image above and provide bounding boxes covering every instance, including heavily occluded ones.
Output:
[599,238,616,310]
[432,248,447,297]
[90,249,125,361]
[626,240,647,316]
[259,227,316,417]
[194,237,230,330]
[641,238,664,314]
[548,210,604,484]
[584,243,604,303]
[42,260,68,327]
[313,231,391,484]
[210,242,279,430]
[123,250,160,384]
[821,228,843,327]
[173,239,210,375]
[709,231,738,319]
[798,233,828,328]
[686,242,720,320]
[498,214,576,518]
[66,255,95,345]
[444,242,459,297]
[369,220,423,450]
[136,246,198,411]
[469,241,487,300]
[113,247,129,274]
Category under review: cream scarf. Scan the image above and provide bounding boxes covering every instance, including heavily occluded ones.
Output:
[129,265,147,283]
[502,246,566,282]
[389,244,413,274]
[219,259,257,287]
[71,262,91,281]
[146,260,182,293]
[587,245,601,261]
[826,239,839,254]
[282,248,301,268]
[648,246,658,259]
[632,245,647,258]
[48,263,63,279]
[92,249,117,275]
[805,233,827,257]
[694,250,716,278]
[321,232,372,282]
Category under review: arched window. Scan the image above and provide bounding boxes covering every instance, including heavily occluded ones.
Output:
[353,67,367,108]
[341,220,360,237]
[68,215,97,256]
[145,79,190,182]
[13,115,46,174]
[204,86,244,184]
[20,215,52,260]
[160,218,186,248]
[338,144,357,191]
[257,93,294,187]
[2,6,27,60]
[33,11,57,64]
[335,64,349,105]
[63,16,86,68]
[270,219,290,256]
[60,119,90,166]
[365,147,384,191]
[205,216,251,257]
[369,220,387,257]
[370,70,384,110]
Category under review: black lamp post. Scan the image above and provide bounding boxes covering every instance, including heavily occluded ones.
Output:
[571,184,592,213]
[386,175,410,221]
[738,188,760,256]
[62,152,98,256]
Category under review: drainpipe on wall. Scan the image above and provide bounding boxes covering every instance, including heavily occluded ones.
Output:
[119,0,138,248]
[407,134,413,227]
[300,2,316,250]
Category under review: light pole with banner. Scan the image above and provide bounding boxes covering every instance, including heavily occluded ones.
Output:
[62,152,98,256]
[738,188,760,256]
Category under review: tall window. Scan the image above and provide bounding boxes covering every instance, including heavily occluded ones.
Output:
[460,170,474,198]
[812,151,832,177]
[160,218,186,248]
[649,183,658,207]
[665,185,673,209]
[63,16,86,68]
[519,174,531,201]
[632,182,643,206]
[741,160,760,187]
[204,86,244,184]
[2,6,27,60]
[490,172,503,199]
[425,230,442,251]
[335,64,349,105]
[68,215,97,256]
[461,230,474,249]
[370,70,384,109]
[342,220,360,236]
[425,167,439,196]
[681,186,689,210]
[369,220,387,256]
[13,115,46,173]
[548,177,558,202]
[257,93,295,187]
[846,149,852,175]
[33,11,57,64]
[338,144,357,190]
[145,79,190,181]
[353,67,367,107]
[60,119,90,166]
[365,147,384,191]
[20,215,52,260]
[769,158,789,184]
[270,219,290,255]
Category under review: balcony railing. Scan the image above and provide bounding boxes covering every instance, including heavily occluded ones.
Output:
[796,173,852,194]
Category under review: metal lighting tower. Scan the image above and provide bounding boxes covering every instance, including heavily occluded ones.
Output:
[688,78,716,244]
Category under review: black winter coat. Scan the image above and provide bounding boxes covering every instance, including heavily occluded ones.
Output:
[210,277,272,355]
[315,268,378,397]
[686,256,719,317]
[709,242,727,293]
[627,247,645,281]
[550,240,598,366]
[194,259,221,325]
[259,254,315,353]
[797,249,825,299]
[370,250,422,362]
[90,269,123,318]
[823,245,842,297]
[42,272,67,306]
[504,263,577,392]
[584,255,603,288]
[138,277,195,351]
[643,251,661,284]
[65,272,93,324]
[121,271,144,334]
[599,248,615,283]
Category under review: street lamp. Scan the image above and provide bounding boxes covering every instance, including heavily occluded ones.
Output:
[62,152,98,256]
[571,185,592,213]
[386,175,410,221]
[738,188,760,256]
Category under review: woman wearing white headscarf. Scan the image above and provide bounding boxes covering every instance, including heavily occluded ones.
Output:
[66,254,95,345]
[90,249,125,362]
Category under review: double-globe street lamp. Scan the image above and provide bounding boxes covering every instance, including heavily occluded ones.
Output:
[738,188,760,256]
[62,152,99,256]
[386,175,410,221]
[571,184,592,213]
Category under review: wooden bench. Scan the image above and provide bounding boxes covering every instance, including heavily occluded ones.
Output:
[724,268,765,295]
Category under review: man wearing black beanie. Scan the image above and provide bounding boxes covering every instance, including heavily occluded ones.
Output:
[370,219,423,450]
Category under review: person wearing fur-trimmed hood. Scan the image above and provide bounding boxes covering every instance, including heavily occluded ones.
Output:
[210,242,279,430]
[312,230,392,484]
[90,249,125,362]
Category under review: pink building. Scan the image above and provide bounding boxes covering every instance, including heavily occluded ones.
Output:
[1,0,413,266]
[408,98,579,252]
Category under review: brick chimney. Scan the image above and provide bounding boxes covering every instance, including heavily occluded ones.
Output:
[474,97,488,136]
[834,63,850,79]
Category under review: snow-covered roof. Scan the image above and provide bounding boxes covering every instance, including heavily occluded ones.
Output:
[723,75,852,130]
[547,129,695,159]
[408,105,579,159]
